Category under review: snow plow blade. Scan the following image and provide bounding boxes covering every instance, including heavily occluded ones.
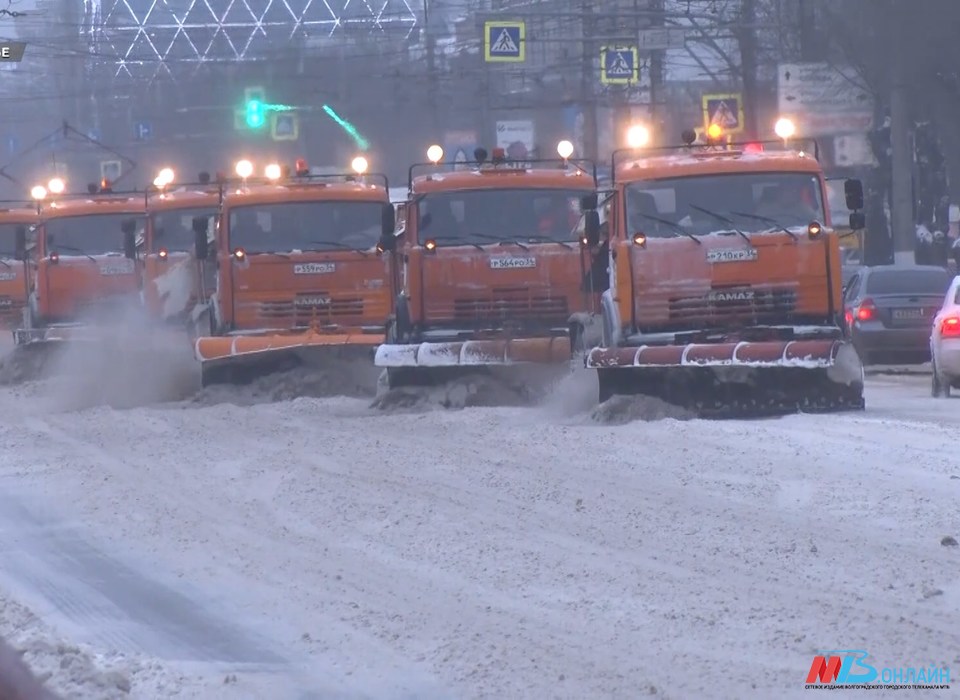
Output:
[587,339,865,418]
[195,332,383,387]
[374,336,572,389]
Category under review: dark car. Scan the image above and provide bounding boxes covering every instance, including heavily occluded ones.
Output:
[842,264,952,365]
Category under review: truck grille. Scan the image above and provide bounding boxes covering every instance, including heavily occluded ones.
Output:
[253,295,364,323]
[668,287,797,322]
[451,288,569,322]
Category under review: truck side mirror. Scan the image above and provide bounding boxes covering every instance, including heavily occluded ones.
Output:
[14,225,26,261]
[121,219,137,259]
[844,178,864,211]
[381,202,395,237]
[192,216,209,260]
[580,193,598,211]
[848,211,866,231]
[583,210,601,247]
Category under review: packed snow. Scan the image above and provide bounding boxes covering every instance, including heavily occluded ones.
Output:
[0,339,958,698]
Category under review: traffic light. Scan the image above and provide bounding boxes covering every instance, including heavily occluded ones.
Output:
[243,87,266,129]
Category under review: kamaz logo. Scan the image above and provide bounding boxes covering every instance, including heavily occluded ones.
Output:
[295,296,331,306]
[99,263,134,276]
[0,272,16,281]
[708,289,754,302]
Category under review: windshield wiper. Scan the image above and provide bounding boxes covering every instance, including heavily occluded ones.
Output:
[633,212,701,244]
[307,240,369,257]
[0,254,14,269]
[688,204,751,243]
[461,232,532,251]
[729,211,798,241]
[520,235,573,250]
[51,245,97,263]
[420,235,484,251]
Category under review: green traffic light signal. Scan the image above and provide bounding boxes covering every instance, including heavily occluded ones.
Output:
[245,99,265,128]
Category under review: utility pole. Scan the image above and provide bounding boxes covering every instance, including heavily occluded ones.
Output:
[889,1,914,263]
[738,0,758,139]
[424,0,439,134]
[647,0,665,137]
[579,0,598,161]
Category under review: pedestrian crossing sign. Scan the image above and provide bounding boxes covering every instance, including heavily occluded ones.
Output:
[601,47,638,84]
[271,112,298,141]
[484,21,525,62]
[702,93,744,134]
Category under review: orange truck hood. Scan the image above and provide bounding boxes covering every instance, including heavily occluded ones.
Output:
[417,243,589,325]
[229,252,389,331]
[630,232,836,327]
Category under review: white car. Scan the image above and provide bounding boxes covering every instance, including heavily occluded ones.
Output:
[931,274,960,396]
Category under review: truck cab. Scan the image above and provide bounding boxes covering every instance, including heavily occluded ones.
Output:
[582,124,867,413]
[191,157,396,385]
[374,144,601,387]
[0,204,38,329]
[144,171,219,322]
[16,180,145,343]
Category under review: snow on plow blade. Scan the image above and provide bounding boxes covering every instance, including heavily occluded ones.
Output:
[195,332,383,387]
[374,336,572,389]
[587,339,865,417]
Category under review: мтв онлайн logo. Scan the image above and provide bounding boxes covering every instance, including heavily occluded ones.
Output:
[805,650,950,690]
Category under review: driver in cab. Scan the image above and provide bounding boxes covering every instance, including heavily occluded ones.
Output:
[755,180,819,227]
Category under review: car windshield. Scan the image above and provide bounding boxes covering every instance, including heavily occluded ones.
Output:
[416,188,587,245]
[228,200,384,253]
[865,269,951,295]
[151,207,217,252]
[44,213,144,255]
[624,172,826,237]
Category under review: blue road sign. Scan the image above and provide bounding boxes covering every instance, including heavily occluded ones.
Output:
[484,21,524,62]
[87,128,101,142]
[6,134,17,154]
[702,93,744,133]
[601,47,638,84]
[135,121,152,141]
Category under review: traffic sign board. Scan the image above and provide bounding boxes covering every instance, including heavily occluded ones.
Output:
[778,62,873,136]
[271,112,298,141]
[100,160,121,182]
[601,47,638,84]
[484,21,524,62]
[702,93,744,133]
[637,27,687,51]
[6,134,17,154]
[135,121,152,141]
[87,128,101,142]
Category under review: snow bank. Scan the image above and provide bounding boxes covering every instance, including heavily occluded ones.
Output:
[0,592,195,699]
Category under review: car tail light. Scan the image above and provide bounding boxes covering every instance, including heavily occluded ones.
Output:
[855,298,876,321]
[941,316,960,337]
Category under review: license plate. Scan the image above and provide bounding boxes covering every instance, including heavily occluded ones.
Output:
[892,308,924,320]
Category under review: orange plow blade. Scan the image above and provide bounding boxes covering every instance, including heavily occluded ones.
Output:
[373,336,574,392]
[194,331,383,388]
[586,339,865,417]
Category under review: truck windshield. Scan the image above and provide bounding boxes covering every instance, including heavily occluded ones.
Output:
[44,213,144,255]
[0,223,32,258]
[624,172,825,237]
[151,207,216,252]
[228,200,384,253]
[416,188,587,245]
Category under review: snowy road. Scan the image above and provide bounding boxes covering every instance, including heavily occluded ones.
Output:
[0,368,958,699]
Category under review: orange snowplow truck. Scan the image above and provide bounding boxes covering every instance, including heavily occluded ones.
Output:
[0,202,38,329]
[142,169,219,324]
[12,179,145,348]
[373,143,603,392]
[191,157,396,386]
[582,124,868,416]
